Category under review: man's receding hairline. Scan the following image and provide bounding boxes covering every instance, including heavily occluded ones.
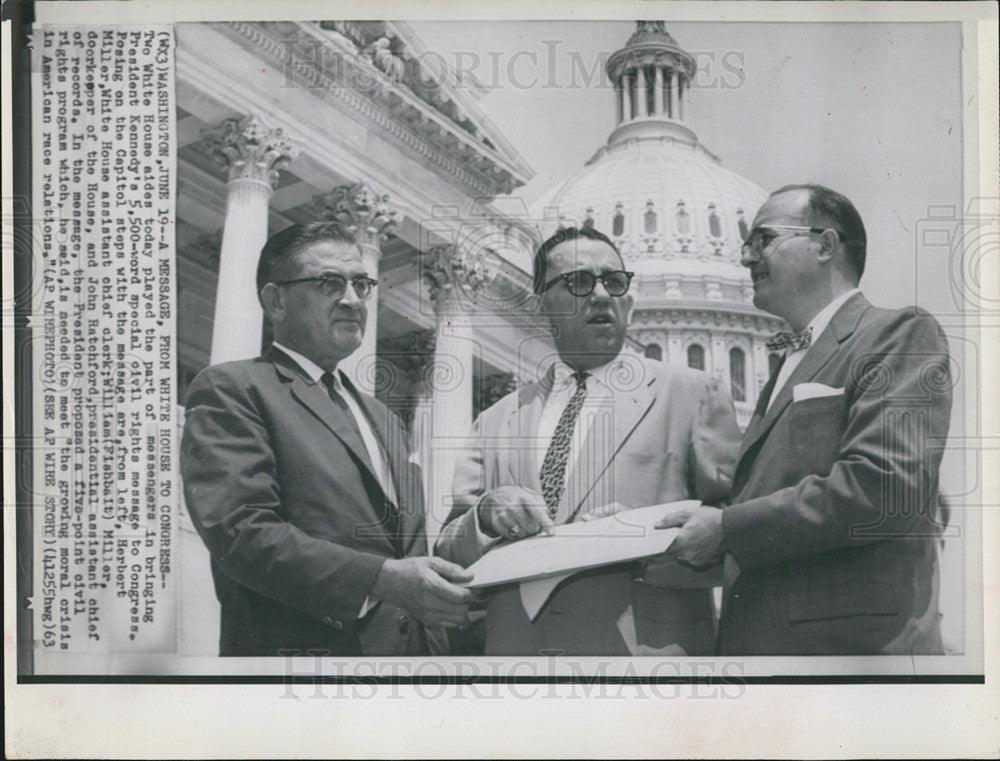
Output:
[767,187,813,219]
[286,239,365,272]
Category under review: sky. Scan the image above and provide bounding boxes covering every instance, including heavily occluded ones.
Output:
[408,20,966,315]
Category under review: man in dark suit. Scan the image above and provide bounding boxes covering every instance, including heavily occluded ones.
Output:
[181,221,475,656]
[658,184,952,655]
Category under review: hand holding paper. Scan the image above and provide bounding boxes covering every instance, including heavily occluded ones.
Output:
[656,502,726,568]
[463,501,700,619]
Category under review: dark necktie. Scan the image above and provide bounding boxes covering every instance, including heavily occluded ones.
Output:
[752,354,786,419]
[321,371,366,444]
[539,371,589,519]
[321,371,400,543]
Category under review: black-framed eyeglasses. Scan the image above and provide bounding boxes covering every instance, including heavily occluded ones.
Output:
[272,274,378,301]
[741,224,846,259]
[543,269,635,297]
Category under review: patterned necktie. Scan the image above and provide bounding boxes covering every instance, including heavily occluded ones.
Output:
[539,371,589,518]
[766,326,812,353]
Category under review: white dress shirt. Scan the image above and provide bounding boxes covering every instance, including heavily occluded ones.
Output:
[767,288,861,411]
[272,342,393,617]
[472,353,629,546]
[535,356,621,475]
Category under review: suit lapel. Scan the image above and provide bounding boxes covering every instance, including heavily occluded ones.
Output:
[345,374,405,502]
[738,361,783,460]
[563,364,658,523]
[271,352,382,493]
[735,293,871,473]
[505,374,550,493]
[343,374,424,555]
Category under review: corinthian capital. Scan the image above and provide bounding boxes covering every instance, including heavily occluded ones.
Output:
[205,114,298,187]
[313,182,399,249]
[420,244,492,311]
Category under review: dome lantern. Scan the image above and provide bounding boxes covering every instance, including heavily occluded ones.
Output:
[606,20,698,146]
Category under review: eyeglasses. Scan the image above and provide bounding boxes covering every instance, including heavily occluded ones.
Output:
[741,225,847,259]
[543,269,635,297]
[272,274,378,301]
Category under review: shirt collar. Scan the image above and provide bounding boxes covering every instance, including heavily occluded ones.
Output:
[550,352,630,392]
[805,288,862,343]
[272,342,327,384]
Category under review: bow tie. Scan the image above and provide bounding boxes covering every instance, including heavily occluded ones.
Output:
[766,326,813,352]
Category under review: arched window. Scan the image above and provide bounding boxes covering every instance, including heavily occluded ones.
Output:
[644,200,657,233]
[768,352,782,376]
[612,202,625,237]
[737,208,749,241]
[729,347,746,402]
[644,343,662,361]
[687,344,705,371]
[708,203,722,237]
[676,201,690,234]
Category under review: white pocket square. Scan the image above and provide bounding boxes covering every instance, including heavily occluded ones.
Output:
[793,383,844,402]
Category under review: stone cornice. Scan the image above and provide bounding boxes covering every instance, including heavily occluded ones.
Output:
[216,21,529,198]
[633,304,786,333]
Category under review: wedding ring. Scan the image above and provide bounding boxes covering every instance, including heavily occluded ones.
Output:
[508,525,521,538]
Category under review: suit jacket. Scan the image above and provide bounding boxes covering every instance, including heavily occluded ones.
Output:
[180,347,433,657]
[436,355,741,656]
[720,293,952,655]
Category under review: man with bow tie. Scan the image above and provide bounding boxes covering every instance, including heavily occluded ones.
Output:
[658,184,953,655]
[181,221,475,656]
[435,226,741,656]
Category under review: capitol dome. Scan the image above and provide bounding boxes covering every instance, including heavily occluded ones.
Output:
[531,21,786,427]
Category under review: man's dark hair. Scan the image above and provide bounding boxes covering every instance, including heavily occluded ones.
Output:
[255,220,359,302]
[532,226,623,294]
[772,183,867,280]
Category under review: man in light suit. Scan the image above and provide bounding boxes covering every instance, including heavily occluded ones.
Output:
[435,227,741,656]
[659,184,952,655]
[181,221,475,656]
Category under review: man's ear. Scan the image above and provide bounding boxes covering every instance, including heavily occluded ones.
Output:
[816,228,839,265]
[623,293,635,326]
[259,282,284,324]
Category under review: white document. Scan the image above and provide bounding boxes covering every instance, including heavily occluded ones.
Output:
[464,501,696,620]
[792,382,845,402]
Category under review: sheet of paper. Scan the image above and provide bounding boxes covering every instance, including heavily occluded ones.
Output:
[518,573,574,620]
[464,501,696,601]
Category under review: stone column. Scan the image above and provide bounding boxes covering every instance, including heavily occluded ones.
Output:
[667,333,684,368]
[615,80,625,124]
[312,183,399,393]
[631,69,642,119]
[206,114,297,364]
[669,70,678,119]
[653,66,664,116]
[636,67,648,118]
[678,76,686,121]
[711,334,729,387]
[752,336,771,398]
[421,245,484,544]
